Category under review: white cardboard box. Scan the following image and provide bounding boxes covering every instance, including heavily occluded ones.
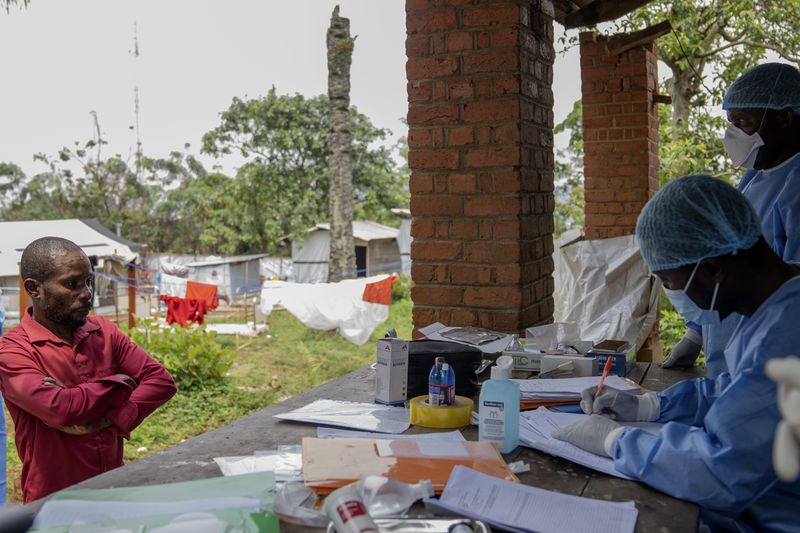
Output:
[375,339,408,406]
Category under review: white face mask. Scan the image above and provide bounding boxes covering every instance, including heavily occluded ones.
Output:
[723,124,764,169]
[663,262,721,326]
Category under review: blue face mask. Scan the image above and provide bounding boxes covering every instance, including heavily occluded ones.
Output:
[663,262,720,325]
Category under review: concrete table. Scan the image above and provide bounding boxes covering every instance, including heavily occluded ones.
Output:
[28,362,706,532]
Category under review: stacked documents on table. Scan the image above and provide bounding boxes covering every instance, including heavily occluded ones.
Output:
[274,399,410,433]
[424,465,638,533]
[214,445,303,482]
[519,407,662,479]
[514,375,639,404]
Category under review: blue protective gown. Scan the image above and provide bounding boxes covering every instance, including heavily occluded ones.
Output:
[702,152,800,378]
[615,276,800,532]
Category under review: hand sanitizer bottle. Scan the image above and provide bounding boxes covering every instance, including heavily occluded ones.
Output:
[479,355,519,453]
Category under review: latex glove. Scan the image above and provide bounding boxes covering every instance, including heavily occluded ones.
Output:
[580,386,660,422]
[552,415,625,458]
[662,328,702,368]
[766,357,800,482]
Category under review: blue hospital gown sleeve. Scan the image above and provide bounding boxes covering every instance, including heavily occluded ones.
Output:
[615,365,779,513]
[655,373,731,426]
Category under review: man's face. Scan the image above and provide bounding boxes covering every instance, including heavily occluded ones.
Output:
[37,251,94,330]
[727,107,792,169]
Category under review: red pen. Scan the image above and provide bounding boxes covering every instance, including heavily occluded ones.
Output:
[593,356,614,414]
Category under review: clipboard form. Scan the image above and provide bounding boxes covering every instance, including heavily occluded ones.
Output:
[301,437,519,495]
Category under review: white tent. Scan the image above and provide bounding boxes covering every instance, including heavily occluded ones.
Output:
[391,208,412,275]
[0,218,138,319]
[291,221,402,283]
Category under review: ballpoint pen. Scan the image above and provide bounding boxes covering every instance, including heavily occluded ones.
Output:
[593,356,614,414]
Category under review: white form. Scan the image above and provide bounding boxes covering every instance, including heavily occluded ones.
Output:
[274,399,410,433]
[514,376,639,400]
[519,407,662,479]
[424,465,638,533]
[317,427,466,441]
[375,440,470,458]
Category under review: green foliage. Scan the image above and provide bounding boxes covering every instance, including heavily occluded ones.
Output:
[391,273,412,301]
[658,293,706,365]
[129,318,235,391]
[553,100,585,237]
[201,88,409,250]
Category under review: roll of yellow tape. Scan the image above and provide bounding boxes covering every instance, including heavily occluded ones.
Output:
[409,395,474,429]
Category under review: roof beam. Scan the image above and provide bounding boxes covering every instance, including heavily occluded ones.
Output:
[606,20,672,56]
[563,0,654,29]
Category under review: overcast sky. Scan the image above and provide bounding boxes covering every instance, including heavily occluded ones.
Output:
[0,0,584,177]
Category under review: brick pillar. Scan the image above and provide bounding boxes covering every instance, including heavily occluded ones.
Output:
[406,0,555,335]
[580,31,659,240]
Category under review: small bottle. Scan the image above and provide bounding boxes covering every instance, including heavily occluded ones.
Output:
[324,484,379,533]
[428,357,445,406]
[356,475,434,517]
[479,355,520,453]
[443,361,455,405]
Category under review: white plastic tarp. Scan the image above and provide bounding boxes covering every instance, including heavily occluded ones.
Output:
[259,274,393,345]
[553,232,660,352]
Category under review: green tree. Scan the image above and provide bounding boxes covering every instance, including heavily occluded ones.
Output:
[553,100,585,237]
[202,88,409,252]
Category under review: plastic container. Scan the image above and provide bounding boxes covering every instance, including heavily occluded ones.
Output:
[428,357,455,406]
[478,355,520,453]
[356,476,434,517]
[324,484,379,533]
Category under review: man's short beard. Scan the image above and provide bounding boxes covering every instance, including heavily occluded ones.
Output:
[43,305,90,330]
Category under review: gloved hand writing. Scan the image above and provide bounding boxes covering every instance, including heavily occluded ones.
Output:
[552,415,624,458]
[766,356,800,482]
[580,386,660,422]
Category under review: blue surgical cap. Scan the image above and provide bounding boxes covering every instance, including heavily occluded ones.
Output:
[636,175,761,272]
[723,62,800,115]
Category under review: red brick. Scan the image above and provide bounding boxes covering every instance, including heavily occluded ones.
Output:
[450,308,478,326]
[494,170,521,192]
[411,240,462,261]
[448,79,474,99]
[464,286,523,308]
[450,265,480,284]
[406,56,458,80]
[410,218,434,238]
[494,220,521,239]
[407,103,458,125]
[407,80,433,102]
[451,173,477,193]
[409,173,433,193]
[447,31,473,52]
[463,51,518,74]
[411,263,435,282]
[412,306,436,329]
[465,146,520,167]
[408,149,459,169]
[406,0,432,11]
[411,194,463,215]
[408,128,432,148]
[464,99,519,122]
[492,75,519,95]
[493,123,519,143]
[464,242,521,263]
[451,219,478,239]
[462,5,519,27]
[436,220,450,237]
[406,10,458,35]
[476,31,490,49]
[411,285,463,306]
[447,126,474,146]
[495,264,521,283]
[464,196,521,216]
[406,35,429,57]
[492,28,519,48]
[431,34,446,55]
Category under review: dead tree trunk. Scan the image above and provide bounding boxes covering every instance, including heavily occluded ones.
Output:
[326,5,356,281]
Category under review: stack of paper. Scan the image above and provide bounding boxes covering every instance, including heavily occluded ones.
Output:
[519,407,662,479]
[514,375,639,409]
[273,399,410,433]
[424,465,639,533]
[214,445,303,482]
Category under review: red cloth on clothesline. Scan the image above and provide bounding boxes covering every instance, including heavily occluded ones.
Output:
[159,295,210,326]
[362,274,397,305]
[186,280,219,311]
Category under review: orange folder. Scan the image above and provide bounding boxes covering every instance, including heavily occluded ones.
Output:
[302,437,519,495]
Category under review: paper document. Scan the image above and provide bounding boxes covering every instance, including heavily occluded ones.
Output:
[424,465,638,533]
[514,375,638,400]
[519,408,662,479]
[317,427,466,441]
[274,399,410,433]
[215,445,302,481]
[419,322,515,354]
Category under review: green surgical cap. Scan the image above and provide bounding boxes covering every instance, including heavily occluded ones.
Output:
[723,62,800,115]
[636,175,761,272]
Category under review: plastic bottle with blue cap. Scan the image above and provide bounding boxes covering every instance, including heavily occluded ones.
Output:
[478,355,519,453]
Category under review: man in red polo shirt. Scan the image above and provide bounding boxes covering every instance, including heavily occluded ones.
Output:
[0,237,177,502]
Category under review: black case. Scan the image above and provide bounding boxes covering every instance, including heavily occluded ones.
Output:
[407,340,483,398]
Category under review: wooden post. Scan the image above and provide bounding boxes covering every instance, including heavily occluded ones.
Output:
[127,264,136,330]
[18,273,28,318]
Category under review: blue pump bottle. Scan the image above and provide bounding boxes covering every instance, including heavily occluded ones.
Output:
[478,355,519,453]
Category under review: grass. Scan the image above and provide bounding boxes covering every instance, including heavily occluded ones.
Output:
[4,297,413,503]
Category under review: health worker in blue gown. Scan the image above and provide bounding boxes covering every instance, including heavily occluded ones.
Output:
[663,63,800,373]
[553,175,800,533]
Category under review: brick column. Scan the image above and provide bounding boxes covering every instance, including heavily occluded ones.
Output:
[406,0,555,335]
[580,31,659,240]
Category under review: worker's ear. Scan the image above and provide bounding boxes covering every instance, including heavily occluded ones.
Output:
[699,259,725,284]
[23,278,42,299]
[776,108,794,129]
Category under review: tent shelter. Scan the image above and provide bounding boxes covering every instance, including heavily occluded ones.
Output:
[291,221,402,283]
[391,208,412,276]
[184,253,270,302]
[0,218,139,321]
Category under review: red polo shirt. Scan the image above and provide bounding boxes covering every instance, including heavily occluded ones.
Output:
[0,309,176,502]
